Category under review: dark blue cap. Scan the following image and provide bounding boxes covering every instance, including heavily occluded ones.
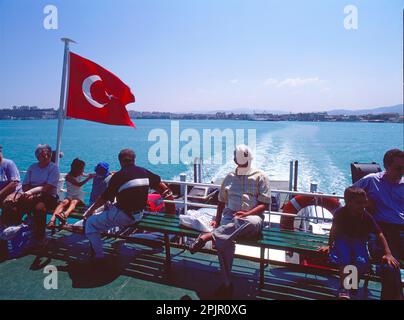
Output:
[95,162,109,176]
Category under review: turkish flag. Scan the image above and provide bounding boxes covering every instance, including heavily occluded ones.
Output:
[66,52,135,127]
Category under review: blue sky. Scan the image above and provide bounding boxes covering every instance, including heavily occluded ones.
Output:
[0,0,402,112]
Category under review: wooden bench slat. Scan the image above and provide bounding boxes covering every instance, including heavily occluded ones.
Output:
[259,237,328,252]
[262,232,328,245]
[137,221,200,237]
[264,228,328,240]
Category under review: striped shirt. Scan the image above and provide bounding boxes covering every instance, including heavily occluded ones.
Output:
[218,168,271,212]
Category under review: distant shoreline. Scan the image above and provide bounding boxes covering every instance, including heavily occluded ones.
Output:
[1,106,402,123]
[0,118,402,124]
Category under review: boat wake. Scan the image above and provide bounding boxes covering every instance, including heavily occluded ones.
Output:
[172,124,349,195]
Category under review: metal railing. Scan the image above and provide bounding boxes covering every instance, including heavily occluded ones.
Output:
[161,179,343,223]
[21,171,342,223]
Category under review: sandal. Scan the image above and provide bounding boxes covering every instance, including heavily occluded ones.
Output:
[55,212,67,225]
[189,234,206,254]
[46,221,56,229]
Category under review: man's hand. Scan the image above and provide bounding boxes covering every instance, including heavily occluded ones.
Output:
[210,220,219,229]
[234,210,248,218]
[382,253,400,268]
[317,245,330,254]
[21,192,34,201]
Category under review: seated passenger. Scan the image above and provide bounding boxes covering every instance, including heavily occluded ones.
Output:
[83,149,175,262]
[353,148,404,299]
[0,145,21,209]
[318,186,399,300]
[188,144,271,298]
[47,158,94,228]
[2,144,60,244]
[89,162,112,205]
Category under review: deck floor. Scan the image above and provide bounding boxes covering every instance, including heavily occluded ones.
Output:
[0,230,382,300]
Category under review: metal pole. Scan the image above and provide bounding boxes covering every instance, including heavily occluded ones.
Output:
[180,173,186,196]
[184,182,188,214]
[55,38,76,167]
[193,162,197,183]
[193,157,201,183]
[198,158,202,183]
[289,161,294,191]
[293,160,298,191]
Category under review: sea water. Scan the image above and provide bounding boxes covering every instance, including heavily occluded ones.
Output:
[0,119,402,196]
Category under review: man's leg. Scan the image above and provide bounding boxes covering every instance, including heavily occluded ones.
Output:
[31,194,58,241]
[217,242,236,287]
[32,201,47,241]
[380,262,402,300]
[213,215,262,286]
[0,192,23,227]
[85,206,134,258]
[380,223,403,259]
[85,209,114,258]
[333,237,354,298]
[378,223,403,299]
[352,240,370,276]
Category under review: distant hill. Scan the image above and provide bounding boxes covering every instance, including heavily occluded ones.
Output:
[327,104,403,116]
[189,104,403,115]
[203,108,287,114]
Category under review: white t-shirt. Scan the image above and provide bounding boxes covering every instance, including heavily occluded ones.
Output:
[65,175,85,202]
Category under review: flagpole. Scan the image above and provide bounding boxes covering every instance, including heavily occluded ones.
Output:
[55,37,76,167]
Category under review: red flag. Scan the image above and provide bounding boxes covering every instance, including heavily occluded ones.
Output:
[66,52,135,127]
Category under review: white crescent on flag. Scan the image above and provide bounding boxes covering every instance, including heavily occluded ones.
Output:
[82,75,112,108]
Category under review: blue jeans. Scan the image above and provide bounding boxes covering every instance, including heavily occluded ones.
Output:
[330,236,370,275]
[85,205,142,258]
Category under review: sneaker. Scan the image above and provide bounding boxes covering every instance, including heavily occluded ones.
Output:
[188,235,205,254]
[337,288,351,300]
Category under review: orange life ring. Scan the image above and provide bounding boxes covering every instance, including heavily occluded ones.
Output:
[280,195,341,230]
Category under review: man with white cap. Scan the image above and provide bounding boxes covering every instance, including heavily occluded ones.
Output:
[189,144,271,297]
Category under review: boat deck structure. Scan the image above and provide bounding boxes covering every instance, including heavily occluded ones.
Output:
[0,229,383,300]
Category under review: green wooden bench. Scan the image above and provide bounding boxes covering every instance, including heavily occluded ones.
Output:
[52,211,331,287]
[51,210,404,290]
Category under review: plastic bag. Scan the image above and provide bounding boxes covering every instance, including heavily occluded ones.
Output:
[179,209,216,233]
[0,217,36,259]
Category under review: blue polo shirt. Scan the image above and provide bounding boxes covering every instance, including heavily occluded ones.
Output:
[354,172,404,225]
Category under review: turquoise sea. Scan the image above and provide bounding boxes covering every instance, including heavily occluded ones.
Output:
[0,119,403,195]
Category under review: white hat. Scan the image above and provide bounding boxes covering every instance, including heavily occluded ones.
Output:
[234,144,253,166]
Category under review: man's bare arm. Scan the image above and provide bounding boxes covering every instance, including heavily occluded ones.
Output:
[0,181,18,199]
[155,182,176,214]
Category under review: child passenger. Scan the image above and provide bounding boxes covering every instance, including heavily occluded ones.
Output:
[318,186,399,299]
[89,162,112,205]
[47,158,94,228]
